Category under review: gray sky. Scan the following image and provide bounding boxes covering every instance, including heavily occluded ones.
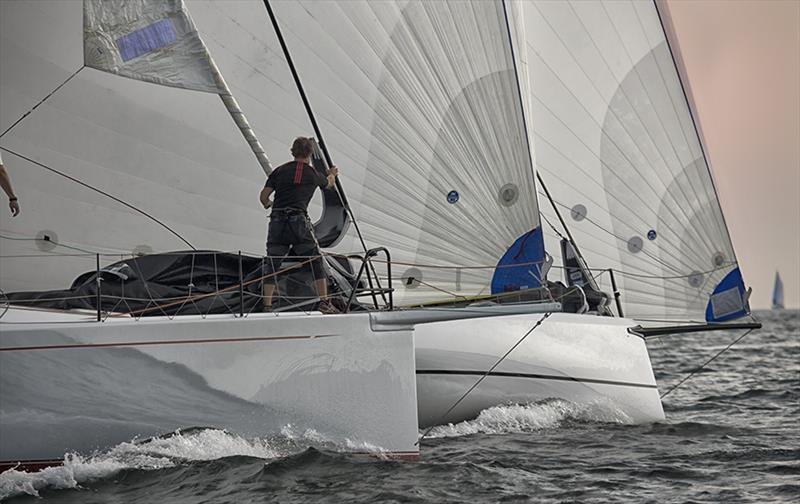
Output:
[666,0,800,309]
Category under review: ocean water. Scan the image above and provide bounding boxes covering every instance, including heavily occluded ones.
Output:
[2,310,797,503]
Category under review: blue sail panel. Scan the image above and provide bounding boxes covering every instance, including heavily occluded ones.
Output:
[705,267,749,322]
[491,227,545,294]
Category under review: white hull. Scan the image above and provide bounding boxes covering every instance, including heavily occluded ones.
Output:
[415,312,664,427]
[0,307,664,470]
[0,308,419,469]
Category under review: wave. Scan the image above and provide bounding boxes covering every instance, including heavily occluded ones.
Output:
[422,399,633,439]
[0,426,383,500]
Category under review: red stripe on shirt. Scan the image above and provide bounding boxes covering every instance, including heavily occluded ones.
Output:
[294,161,303,184]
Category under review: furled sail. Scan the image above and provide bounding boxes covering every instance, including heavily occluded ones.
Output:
[516,0,750,322]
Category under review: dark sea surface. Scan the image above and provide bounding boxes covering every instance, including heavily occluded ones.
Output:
[2,310,798,503]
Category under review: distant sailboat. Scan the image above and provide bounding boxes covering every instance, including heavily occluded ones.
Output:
[772,272,785,310]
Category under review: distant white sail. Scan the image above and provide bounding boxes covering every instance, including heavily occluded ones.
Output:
[516,0,749,322]
[772,272,784,310]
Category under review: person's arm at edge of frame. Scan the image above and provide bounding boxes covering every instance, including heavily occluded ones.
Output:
[0,161,20,217]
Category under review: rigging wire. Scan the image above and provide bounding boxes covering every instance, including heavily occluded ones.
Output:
[0,66,85,140]
[659,322,758,399]
[417,311,552,445]
[0,147,195,250]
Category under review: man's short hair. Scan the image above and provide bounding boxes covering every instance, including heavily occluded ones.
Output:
[291,137,313,159]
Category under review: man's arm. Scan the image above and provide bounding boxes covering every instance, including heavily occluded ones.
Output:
[0,164,20,217]
[260,185,274,209]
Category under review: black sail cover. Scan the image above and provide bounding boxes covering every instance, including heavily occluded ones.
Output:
[4,252,360,315]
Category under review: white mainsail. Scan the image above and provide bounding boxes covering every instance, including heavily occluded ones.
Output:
[0,0,298,293]
[265,0,543,304]
[1,0,750,319]
[515,0,749,322]
[1,0,545,306]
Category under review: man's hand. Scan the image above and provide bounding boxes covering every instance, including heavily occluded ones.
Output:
[260,185,274,210]
[326,166,339,190]
[8,198,19,217]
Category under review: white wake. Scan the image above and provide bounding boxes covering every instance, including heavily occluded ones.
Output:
[423,399,633,438]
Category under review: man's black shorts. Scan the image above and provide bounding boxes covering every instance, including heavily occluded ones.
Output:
[264,210,324,282]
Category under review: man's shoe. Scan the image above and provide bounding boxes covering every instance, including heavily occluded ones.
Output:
[318,299,340,315]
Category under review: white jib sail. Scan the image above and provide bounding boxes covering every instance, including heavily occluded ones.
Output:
[266,0,543,305]
[517,0,748,322]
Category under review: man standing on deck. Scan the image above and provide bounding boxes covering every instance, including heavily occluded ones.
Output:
[0,152,20,217]
[259,137,339,314]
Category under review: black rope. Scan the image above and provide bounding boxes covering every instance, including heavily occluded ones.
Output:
[660,325,757,399]
[0,66,85,139]
[0,147,195,250]
[417,312,552,444]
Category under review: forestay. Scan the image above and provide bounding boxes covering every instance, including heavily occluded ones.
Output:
[515,0,749,322]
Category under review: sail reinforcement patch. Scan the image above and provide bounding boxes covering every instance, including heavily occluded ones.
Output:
[34,230,59,252]
[627,236,643,253]
[570,204,587,221]
[688,271,704,288]
[498,183,519,207]
[401,268,422,289]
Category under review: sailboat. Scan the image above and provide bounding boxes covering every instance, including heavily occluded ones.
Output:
[0,0,759,471]
[772,272,784,310]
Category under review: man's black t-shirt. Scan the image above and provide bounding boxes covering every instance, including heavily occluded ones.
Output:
[265,161,327,211]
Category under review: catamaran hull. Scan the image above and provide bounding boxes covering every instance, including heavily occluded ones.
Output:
[414,312,664,427]
[0,307,663,470]
[0,309,420,471]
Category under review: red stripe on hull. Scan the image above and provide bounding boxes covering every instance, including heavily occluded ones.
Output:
[0,333,335,352]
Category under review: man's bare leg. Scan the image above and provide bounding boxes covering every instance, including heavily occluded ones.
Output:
[315,277,340,313]
[314,277,327,301]
[263,283,276,310]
